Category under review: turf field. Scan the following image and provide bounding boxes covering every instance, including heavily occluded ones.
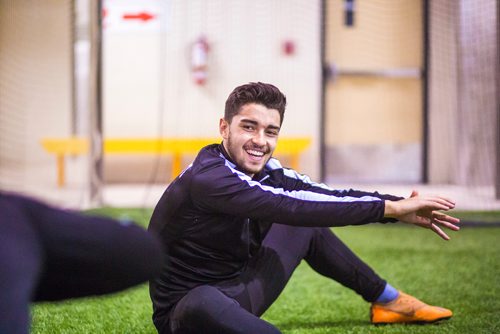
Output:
[31,209,500,334]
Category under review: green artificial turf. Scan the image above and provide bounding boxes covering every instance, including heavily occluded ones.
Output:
[451,210,500,224]
[31,208,500,334]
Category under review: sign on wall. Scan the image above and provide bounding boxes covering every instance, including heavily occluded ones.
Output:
[103,0,167,32]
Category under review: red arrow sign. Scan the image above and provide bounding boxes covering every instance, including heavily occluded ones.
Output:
[122,12,155,22]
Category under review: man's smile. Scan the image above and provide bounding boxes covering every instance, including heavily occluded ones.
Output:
[245,148,265,157]
[243,144,269,162]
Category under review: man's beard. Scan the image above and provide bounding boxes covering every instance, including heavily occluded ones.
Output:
[226,133,269,175]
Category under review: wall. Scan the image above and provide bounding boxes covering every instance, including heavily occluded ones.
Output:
[0,0,72,192]
[0,0,321,193]
[103,0,321,181]
[324,0,423,183]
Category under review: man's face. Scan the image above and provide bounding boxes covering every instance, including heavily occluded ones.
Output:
[220,103,281,177]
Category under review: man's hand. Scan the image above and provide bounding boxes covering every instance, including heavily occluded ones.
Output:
[384,190,460,240]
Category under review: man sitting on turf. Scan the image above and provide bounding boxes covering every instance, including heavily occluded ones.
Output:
[148,82,460,334]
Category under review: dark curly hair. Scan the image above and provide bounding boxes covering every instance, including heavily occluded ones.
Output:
[224,82,287,125]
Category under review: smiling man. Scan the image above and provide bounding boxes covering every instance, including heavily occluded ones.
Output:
[220,102,280,176]
[148,82,460,334]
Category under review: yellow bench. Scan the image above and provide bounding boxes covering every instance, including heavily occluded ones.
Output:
[41,137,311,187]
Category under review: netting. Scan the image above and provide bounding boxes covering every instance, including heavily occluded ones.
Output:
[0,0,498,213]
[0,0,322,209]
[428,0,499,209]
[322,0,498,210]
[0,0,84,206]
[429,0,498,185]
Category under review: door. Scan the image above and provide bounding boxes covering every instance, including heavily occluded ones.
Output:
[324,0,423,183]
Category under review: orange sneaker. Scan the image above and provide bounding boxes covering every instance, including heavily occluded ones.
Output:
[370,291,453,324]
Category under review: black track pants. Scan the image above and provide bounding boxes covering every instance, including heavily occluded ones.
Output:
[160,223,386,334]
[0,193,163,334]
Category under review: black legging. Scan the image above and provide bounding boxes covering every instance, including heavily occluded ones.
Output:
[0,192,163,334]
[157,224,386,333]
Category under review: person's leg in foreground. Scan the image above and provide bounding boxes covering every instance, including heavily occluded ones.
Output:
[0,193,163,334]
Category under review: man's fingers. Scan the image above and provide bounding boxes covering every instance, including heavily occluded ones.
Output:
[423,194,456,206]
[434,218,461,231]
[434,212,460,223]
[433,212,461,231]
[411,215,457,240]
[422,200,453,212]
[433,213,460,224]
[434,195,455,207]
[430,223,450,241]
[426,197,456,209]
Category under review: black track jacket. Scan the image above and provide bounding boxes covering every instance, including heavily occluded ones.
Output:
[148,143,402,319]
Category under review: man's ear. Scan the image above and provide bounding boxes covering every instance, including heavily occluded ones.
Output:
[219,118,229,139]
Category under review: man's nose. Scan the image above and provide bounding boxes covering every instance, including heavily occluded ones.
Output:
[252,131,266,146]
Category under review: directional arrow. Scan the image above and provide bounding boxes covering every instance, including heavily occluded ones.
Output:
[122,12,155,22]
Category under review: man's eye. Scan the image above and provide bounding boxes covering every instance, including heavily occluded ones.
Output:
[243,125,254,131]
[266,130,279,137]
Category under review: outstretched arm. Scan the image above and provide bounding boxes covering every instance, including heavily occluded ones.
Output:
[384,190,460,240]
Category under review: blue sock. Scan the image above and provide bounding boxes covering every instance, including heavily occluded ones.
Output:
[376,283,399,303]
